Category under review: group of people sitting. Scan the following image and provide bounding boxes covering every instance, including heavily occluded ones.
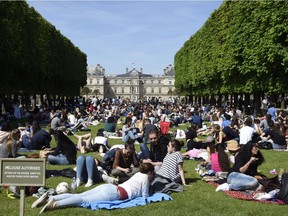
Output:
[28,126,187,213]
[181,108,287,200]
[1,102,288,212]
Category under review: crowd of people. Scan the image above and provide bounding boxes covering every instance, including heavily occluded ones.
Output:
[0,96,287,212]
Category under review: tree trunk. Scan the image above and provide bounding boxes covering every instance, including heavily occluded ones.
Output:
[254,92,261,115]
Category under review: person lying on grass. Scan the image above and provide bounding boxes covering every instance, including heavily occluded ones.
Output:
[32,163,155,213]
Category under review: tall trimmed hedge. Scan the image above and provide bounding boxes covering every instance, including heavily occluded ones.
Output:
[0,1,87,96]
[174,0,288,96]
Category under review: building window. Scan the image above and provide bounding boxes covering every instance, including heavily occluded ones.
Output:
[97,79,99,84]
[169,80,172,85]
[159,88,161,94]
[122,88,124,93]
[122,80,124,84]
[89,79,92,84]
[114,88,117,93]
[151,88,154,93]
[151,80,154,84]
[158,80,161,84]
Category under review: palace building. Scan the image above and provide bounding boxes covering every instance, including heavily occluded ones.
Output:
[85,64,175,101]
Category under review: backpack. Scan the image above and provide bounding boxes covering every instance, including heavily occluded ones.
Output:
[277,173,288,204]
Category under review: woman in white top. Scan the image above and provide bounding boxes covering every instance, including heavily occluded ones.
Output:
[33,163,155,213]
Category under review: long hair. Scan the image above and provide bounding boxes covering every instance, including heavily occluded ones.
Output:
[32,121,41,135]
[273,123,284,136]
[216,143,230,172]
[240,141,264,166]
[124,116,132,125]
[6,129,20,157]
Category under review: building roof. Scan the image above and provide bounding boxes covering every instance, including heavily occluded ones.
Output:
[116,67,153,77]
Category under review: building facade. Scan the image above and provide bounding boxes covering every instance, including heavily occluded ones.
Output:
[85,64,175,101]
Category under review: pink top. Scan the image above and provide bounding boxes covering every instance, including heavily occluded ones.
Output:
[211,152,222,173]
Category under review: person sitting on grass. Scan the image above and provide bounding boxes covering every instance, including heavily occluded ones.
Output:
[185,123,207,150]
[111,142,140,183]
[121,116,141,143]
[31,163,155,214]
[0,128,22,158]
[216,141,265,192]
[154,139,187,186]
[43,130,77,165]
[20,121,52,150]
[139,129,169,171]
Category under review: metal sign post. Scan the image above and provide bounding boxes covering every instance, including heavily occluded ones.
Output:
[0,158,46,216]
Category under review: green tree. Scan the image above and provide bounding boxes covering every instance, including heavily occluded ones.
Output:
[81,87,91,98]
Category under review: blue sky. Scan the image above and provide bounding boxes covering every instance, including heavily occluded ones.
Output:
[27,0,223,75]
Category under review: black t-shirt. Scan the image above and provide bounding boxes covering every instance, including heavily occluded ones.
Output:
[150,136,169,162]
[222,126,239,140]
[230,152,259,176]
[266,130,286,145]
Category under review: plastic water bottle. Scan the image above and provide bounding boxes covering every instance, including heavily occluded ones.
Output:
[71,177,77,192]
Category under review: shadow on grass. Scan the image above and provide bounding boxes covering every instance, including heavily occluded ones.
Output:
[186,177,201,184]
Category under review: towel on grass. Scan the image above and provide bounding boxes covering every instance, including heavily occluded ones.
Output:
[81,193,172,210]
[208,182,283,204]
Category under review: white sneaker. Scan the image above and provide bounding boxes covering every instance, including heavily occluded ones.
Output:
[39,198,55,214]
[102,174,118,184]
[76,178,82,187]
[31,192,49,208]
[215,183,230,192]
[85,179,93,188]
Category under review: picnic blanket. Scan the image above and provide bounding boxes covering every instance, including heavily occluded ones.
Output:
[81,193,172,210]
[208,182,284,205]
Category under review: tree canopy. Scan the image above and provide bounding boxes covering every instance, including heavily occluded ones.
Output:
[0,1,87,96]
[174,0,288,96]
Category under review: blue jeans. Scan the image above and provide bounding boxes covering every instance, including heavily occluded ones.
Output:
[76,155,101,182]
[22,135,34,150]
[227,172,259,191]
[52,184,120,207]
[138,143,150,160]
[47,154,69,165]
[122,129,139,142]
[272,143,286,149]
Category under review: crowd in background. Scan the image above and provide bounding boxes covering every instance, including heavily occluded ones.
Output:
[1,94,287,212]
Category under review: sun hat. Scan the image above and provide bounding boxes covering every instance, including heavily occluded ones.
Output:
[226,140,240,151]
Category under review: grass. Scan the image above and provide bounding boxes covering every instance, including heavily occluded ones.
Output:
[1,122,288,215]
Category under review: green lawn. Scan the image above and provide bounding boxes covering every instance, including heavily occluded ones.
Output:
[1,122,288,215]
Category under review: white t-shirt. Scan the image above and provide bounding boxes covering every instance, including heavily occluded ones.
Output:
[239,126,256,145]
[119,172,150,199]
[67,114,77,125]
[93,136,108,149]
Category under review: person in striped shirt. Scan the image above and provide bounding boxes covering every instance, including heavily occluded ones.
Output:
[155,139,187,186]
